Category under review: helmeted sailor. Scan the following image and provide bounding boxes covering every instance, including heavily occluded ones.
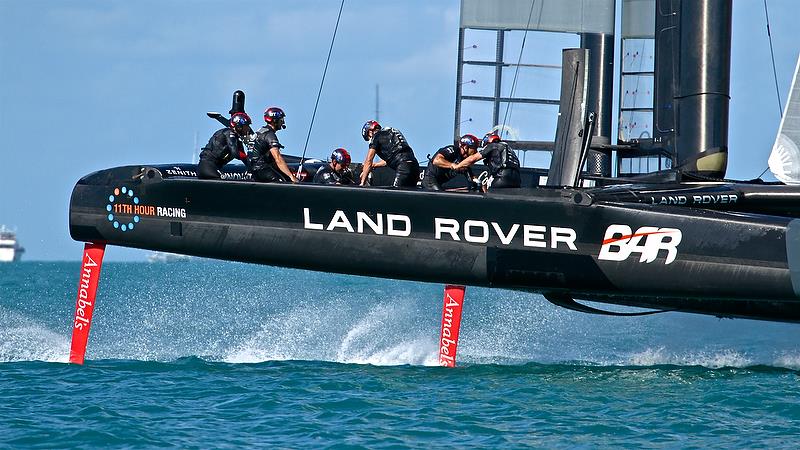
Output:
[314,148,356,185]
[197,112,252,180]
[248,107,298,183]
[422,134,480,191]
[359,120,420,188]
[453,132,521,190]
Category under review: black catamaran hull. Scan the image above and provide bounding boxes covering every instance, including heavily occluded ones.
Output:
[69,165,800,323]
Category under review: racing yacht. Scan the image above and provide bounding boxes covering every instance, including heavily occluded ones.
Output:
[68,0,800,324]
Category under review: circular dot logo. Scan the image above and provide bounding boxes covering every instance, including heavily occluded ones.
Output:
[106,186,141,232]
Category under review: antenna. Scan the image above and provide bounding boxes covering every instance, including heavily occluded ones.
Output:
[192,131,198,164]
[375,84,380,122]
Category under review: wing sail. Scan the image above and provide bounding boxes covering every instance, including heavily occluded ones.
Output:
[769,55,800,184]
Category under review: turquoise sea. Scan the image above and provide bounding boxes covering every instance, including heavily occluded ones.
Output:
[2,261,800,448]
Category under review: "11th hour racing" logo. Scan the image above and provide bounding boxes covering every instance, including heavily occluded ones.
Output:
[105,186,187,232]
[597,224,682,265]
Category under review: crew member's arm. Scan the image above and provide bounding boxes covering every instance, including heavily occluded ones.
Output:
[453,152,484,171]
[373,160,387,168]
[271,147,298,183]
[360,147,377,185]
[342,168,357,185]
[432,154,458,171]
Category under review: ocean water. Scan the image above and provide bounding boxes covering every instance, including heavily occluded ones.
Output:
[1,260,800,448]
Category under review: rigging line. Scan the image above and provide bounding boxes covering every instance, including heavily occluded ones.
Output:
[500,0,537,137]
[299,0,346,169]
[764,0,783,116]
[756,0,782,180]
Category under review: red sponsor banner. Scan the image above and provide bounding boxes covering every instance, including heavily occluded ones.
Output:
[69,243,106,365]
[438,285,466,367]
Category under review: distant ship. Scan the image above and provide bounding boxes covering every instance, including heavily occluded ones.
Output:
[147,251,192,263]
[0,226,24,262]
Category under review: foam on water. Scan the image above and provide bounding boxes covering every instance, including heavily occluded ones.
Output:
[334,305,438,365]
[224,302,438,366]
[0,307,69,363]
[623,347,800,370]
[772,352,800,370]
[625,347,751,368]
[3,262,799,371]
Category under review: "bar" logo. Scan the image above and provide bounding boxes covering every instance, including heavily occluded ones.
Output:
[598,224,682,265]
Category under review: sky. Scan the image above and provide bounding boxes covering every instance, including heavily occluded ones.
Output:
[1,0,799,261]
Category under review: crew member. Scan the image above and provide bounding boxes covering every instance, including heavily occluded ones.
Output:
[314,148,356,185]
[422,134,480,191]
[248,107,298,183]
[453,132,521,190]
[197,112,252,179]
[359,120,420,188]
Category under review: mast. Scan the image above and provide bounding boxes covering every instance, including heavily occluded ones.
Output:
[654,0,732,179]
[581,32,615,177]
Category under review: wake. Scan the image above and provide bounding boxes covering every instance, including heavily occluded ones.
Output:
[224,303,439,366]
[0,307,69,363]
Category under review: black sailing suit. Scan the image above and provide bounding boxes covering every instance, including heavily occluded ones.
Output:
[313,164,356,185]
[197,128,248,179]
[248,125,290,182]
[479,142,521,189]
[369,127,420,187]
[422,145,475,191]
